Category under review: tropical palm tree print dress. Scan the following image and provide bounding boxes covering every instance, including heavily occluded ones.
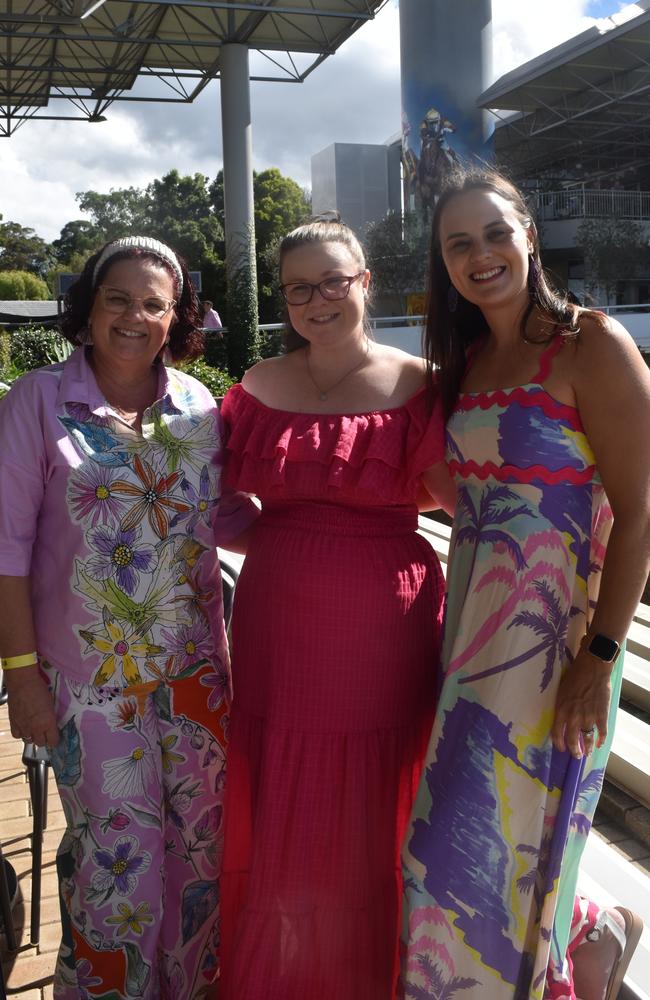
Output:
[401,336,624,1000]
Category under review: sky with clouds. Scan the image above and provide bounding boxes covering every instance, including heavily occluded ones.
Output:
[0,0,630,242]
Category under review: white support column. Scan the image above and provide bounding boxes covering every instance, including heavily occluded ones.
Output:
[220,42,256,271]
[219,42,259,376]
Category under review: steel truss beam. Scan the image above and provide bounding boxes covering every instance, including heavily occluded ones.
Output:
[485,28,650,181]
[0,0,386,132]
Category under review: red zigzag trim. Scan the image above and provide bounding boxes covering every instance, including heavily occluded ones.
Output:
[456,386,584,429]
[448,459,596,485]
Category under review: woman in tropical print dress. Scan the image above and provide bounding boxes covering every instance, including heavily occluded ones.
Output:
[0,238,258,999]
[400,169,650,999]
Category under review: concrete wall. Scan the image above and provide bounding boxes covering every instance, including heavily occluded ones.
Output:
[373,315,650,355]
[607,310,650,349]
[373,324,424,357]
[311,144,338,216]
[311,142,392,235]
[541,218,650,251]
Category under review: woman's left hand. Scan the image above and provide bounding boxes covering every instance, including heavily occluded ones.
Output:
[551,648,614,758]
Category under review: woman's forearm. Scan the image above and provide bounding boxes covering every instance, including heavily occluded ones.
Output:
[589,516,650,643]
[0,574,37,658]
[0,574,60,746]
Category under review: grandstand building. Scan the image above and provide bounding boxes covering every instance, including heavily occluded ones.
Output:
[311,1,650,310]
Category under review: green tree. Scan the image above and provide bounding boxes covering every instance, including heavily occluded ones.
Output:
[48,252,94,297]
[253,168,311,250]
[151,171,225,324]
[577,217,650,304]
[76,186,150,243]
[254,169,310,322]
[69,165,309,372]
[146,170,226,307]
[146,170,224,268]
[0,219,55,277]
[364,211,429,312]
[225,223,261,380]
[0,270,50,300]
[52,220,103,264]
[76,172,226,306]
[210,167,310,321]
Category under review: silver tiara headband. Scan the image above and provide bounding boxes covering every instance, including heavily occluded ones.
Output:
[92,236,184,291]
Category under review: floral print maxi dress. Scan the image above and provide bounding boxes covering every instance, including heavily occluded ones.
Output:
[401,337,624,999]
[0,349,257,1000]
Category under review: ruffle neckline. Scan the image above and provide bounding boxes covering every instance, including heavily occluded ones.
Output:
[221,382,444,504]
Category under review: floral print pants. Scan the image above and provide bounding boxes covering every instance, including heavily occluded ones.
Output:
[45,661,228,1000]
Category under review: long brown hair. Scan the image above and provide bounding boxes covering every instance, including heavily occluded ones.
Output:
[424,167,579,418]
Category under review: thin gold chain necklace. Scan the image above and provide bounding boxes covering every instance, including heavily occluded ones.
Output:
[304,341,371,401]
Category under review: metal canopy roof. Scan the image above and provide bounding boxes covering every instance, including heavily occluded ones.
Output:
[478,2,650,182]
[0,0,386,135]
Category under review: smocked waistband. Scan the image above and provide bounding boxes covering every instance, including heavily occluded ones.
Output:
[258,501,418,537]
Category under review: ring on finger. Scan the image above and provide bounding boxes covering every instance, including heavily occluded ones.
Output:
[580,727,595,735]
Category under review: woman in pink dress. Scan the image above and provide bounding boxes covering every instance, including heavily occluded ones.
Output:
[218,216,455,999]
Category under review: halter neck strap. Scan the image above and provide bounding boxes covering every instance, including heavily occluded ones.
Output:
[531,333,564,385]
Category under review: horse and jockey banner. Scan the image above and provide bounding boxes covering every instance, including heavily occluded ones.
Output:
[399,0,495,216]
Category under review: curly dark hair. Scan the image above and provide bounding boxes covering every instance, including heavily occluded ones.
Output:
[59,240,204,362]
[278,214,371,352]
[424,166,580,418]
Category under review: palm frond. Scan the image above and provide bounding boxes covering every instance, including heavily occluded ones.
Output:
[516,869,537,894]
[416,952,442,985]
[455,526,479,547]
[442,975,481,998]
[483,484,521,507]
[405,985,437,1000]
[540,645,557,692]
[482,503,533,526]
[578,768,605,799]
[531,580,566,627]
[509,611,554,637]
[516,843,540,856]
[456,486,478,525]
[480,530,527,569]
[571,813,592,836]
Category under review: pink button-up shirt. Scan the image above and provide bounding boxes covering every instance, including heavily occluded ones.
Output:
[0,347,256,687]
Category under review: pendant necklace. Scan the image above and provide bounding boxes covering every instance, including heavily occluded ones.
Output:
[305,340,371,402]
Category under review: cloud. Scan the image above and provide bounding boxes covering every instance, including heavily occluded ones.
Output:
[250,0,402,184]
[2,0,625,242]
[491,0,597,75]
[0,111,197,240]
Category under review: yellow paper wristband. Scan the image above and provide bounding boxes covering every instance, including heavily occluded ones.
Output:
[0,652,38,670]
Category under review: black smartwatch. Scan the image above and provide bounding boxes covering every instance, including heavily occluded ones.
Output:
[586,633,620,663]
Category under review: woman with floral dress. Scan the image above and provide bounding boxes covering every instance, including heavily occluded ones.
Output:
[401,170,650,999]
[0,237,258,999]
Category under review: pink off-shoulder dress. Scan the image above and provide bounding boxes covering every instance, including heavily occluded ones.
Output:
[219,383,446,1000]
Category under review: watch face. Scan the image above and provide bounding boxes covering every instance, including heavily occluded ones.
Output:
[588,634,620,662]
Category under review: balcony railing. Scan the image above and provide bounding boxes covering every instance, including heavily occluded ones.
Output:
[534,189,650,221]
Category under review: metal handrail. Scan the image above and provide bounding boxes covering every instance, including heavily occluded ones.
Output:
[534,189,650,221]
[257,316,426,334]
